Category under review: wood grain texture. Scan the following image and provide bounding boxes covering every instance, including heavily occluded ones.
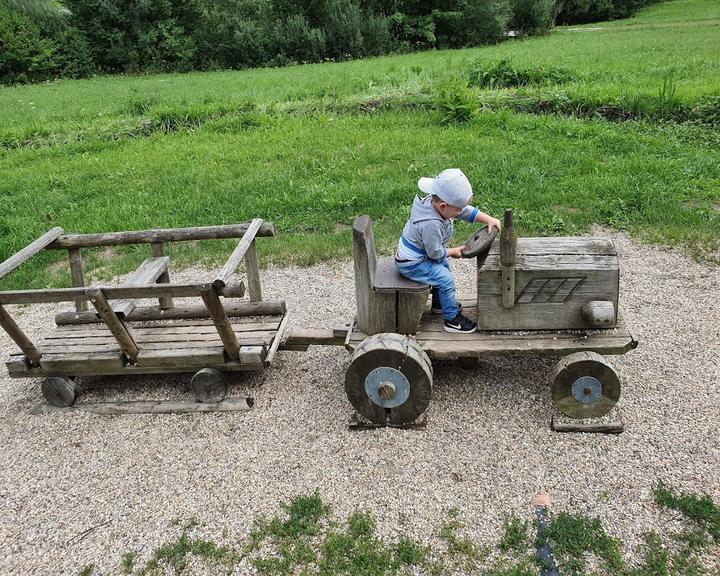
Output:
[0,227,64,281]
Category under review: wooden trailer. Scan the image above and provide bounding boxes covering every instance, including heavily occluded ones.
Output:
[283,212,638,427]
[0,220,288,407]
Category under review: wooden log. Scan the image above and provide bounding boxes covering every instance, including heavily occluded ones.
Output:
[68,248,88,312]
[41,376,78,407]
[0,227,64,281]
[199,285,240,360]
[244,239,262,301]
[47,222,275,249]
[55,299,283,325]
[499,209,517,309]
[87,289,139,364]
[238,345,264,364]
[0,282,244,305]
[191,368,227,403]
[152,242,174,309]
[0,304,42,366]
[582,300,616,327]
[213,218,263,289]
[109,256,170,318]
[30,396,254,415]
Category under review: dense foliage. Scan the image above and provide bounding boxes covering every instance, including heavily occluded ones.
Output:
[1,0,660,84]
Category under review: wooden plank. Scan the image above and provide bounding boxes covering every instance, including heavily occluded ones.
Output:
[265,312,290,366]
[200,285,240,360]
[353,216,396,334]
[38,352,125,372]
[373,258,429,293]
[55,314,284,332]
[213,218,263,288]
[87,289,139,363]
[48,222,276,249]
[397,290,430,334]
[0,227,64,281]
[136,347,225,368]
[151,242,174,309]
[0,282,244,305]
[0,304,42,365]
[481,254,619,272]
[244,239,262,302]
[551,414,624,434]
[30,397,254,415]
[68,248,88,312]
[48,322,280,340]
[109,256,170,318]
[55,299,284,325]
[487,237,617,256]
[39,335,273,353]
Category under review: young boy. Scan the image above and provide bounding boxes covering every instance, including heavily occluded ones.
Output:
[395,168,501,334]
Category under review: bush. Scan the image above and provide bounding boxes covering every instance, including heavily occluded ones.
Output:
[436,80,478,124]
[274,13,326,63]
[322,0,364,59]
[466,58,576,88]
[555,0,661,25]
[0,5,55,84]
[510,0,554,34]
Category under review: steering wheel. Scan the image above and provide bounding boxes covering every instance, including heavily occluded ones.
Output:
[462,225,498,259]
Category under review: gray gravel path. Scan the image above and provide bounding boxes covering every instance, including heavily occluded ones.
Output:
[0,232,718,575]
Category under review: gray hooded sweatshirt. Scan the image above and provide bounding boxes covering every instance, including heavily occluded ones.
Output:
[396,195,478,262]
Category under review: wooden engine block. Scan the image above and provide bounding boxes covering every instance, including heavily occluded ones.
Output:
[476,235,619,331]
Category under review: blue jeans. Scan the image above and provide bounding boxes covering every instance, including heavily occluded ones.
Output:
[395,257,459,320]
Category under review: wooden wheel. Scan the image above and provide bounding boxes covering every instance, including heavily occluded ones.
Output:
[41,376,77,407]
[550,352,620,419]
[191,368,227,404]
[345,333,433,425]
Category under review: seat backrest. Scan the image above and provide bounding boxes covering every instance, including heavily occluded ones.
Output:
[352,215,377,288]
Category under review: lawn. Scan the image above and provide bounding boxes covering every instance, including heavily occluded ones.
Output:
[0,0,718,289]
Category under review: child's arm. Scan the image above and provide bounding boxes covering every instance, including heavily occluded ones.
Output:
[457,206,502,233]
[473,210,501,233]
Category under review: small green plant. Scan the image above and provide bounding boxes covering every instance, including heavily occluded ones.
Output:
[466,58,576,89]
[499,512,531,555]
[77,565,95,576]
[436,80,478,124]
[654,482,720,543]
[121,551,135,574]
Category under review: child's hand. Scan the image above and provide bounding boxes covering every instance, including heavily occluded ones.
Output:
[487,217,501,233]
[447,246,464,258]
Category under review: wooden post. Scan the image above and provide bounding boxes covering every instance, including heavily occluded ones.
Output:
[199,285,240,360]
[151,242,174,309]
[0,304,42,366]
[214,218,264,289]
[68,248,88,312]
[499,209,517,309]
[87,288,139,364]
[244,239,262,302]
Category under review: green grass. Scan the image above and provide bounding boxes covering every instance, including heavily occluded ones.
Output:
[103,485,719,575]
[0,0,718,290]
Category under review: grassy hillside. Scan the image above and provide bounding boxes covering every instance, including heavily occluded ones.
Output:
[1,0,718,289]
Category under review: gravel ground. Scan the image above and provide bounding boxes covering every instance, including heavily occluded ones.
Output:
[0,231,718,575]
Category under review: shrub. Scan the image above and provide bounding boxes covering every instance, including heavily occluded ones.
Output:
[322,0,363,59]
[510,0,554,34]
[274,13,326,63]
[436,80,478,124]
[466,58,576,88]
[0,5,55,83]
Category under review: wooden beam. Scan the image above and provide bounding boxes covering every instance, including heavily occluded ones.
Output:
[48,222,275,249]
[0,227,64,281]
[55,299,285,325]
[30,397,254,415]
[0,304,42,366]
[108,256,170,318]
[199,285,240,360]
[264,312,290,366]
[151,242,174,309]
[87,289,139,364]
[0,282,244,305]
[244,239,262,301]
[213,218,263,288]
[68,248,88,312]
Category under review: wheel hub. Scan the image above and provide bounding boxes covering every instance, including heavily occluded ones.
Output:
[571,376,602,404]
[364,367,410,408]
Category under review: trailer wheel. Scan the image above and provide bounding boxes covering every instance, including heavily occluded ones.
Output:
[191,368,226,403]
[41,376,77,407]
[550,352,620,419]
[345,333,433,425]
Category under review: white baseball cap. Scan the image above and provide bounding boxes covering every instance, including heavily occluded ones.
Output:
[418,168,473,208]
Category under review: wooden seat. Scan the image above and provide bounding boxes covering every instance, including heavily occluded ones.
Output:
[108,256,170,318]
[352,216,430,335]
